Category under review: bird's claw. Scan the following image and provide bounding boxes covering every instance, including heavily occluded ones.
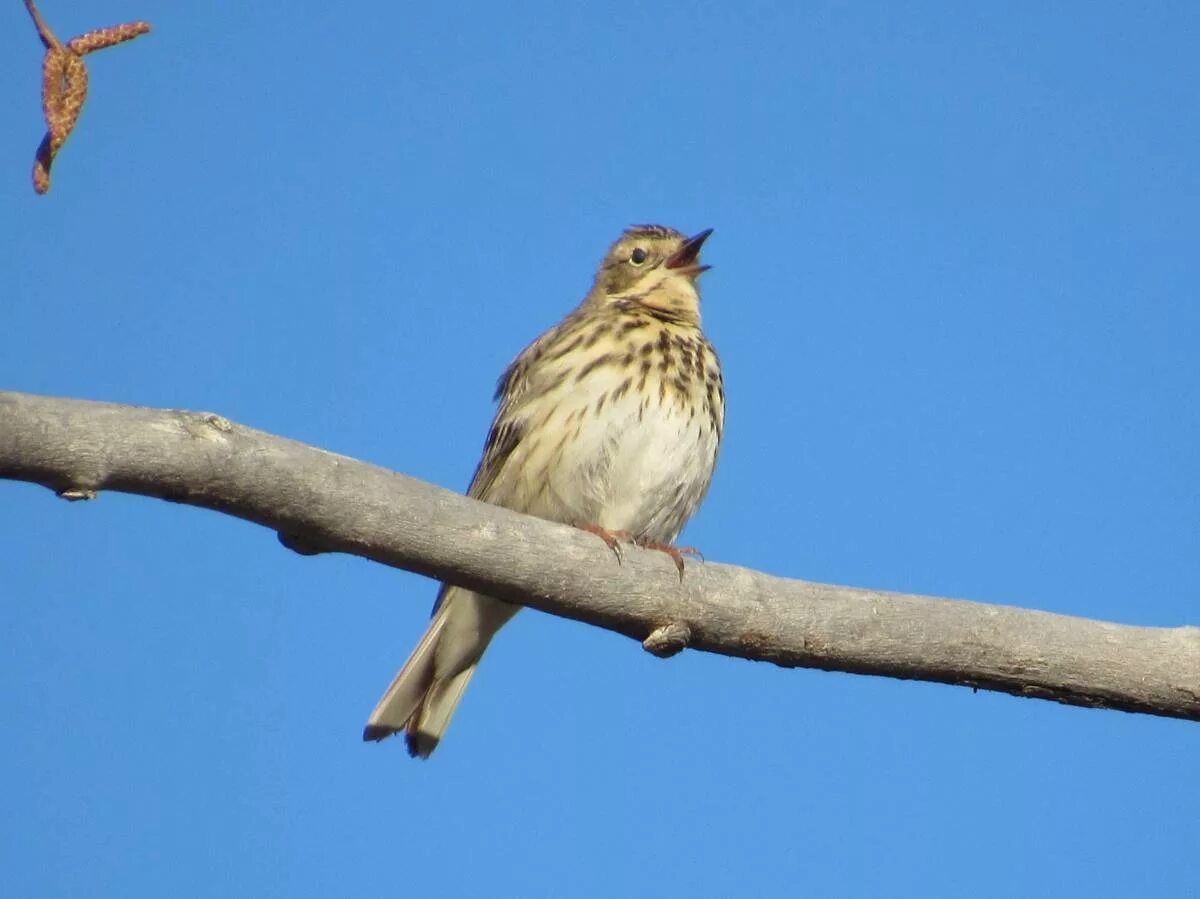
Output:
[577,526,701,580]
[633,537,692,579]
[578,523,626,563]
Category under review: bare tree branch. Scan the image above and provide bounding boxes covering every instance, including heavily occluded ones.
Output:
[2,390,1198,722]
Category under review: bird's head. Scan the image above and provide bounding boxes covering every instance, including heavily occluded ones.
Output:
[585,225,712,324]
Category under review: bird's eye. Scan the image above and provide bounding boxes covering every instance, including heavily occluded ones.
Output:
[630,247,648,265]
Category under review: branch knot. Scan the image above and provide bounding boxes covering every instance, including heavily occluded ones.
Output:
[642,622,692,658]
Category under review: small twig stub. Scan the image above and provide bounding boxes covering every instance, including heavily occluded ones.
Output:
[643,622,693,658]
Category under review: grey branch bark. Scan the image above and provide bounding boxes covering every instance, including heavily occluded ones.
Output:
[2,390,1198,722]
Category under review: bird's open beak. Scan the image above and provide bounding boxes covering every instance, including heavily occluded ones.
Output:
[664,228,713,276]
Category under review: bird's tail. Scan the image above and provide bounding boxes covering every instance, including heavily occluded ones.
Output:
[362,587,517,758]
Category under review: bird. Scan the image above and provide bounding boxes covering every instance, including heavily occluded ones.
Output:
[363,224,725,758]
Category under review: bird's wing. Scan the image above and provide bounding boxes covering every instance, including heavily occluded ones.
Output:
[424,318,577,619]
[463,309,585,503]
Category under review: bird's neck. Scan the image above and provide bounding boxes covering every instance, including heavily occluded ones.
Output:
[582,271,703,329]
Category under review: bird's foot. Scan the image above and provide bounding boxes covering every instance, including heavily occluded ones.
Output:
[577,526,701,579]
[577,523,631,563]
[632,537,701,579]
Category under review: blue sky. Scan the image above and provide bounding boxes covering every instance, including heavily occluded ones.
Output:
[3,2,1198,895]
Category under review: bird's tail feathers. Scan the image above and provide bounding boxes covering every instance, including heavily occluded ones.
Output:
[363,588,517,758]
[361,608,449,745]
[403,665,478,758]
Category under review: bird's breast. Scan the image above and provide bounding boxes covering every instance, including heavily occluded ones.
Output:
[508,328,723,542]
